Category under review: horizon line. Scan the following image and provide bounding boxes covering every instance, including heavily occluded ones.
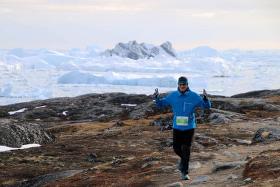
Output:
[1,41,280,52]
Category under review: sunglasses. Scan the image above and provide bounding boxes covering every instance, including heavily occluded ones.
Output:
[179,83,186,86]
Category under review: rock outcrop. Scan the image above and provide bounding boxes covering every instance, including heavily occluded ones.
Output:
[243,149,280,180]
[0,119,55,147]
[0,88,279,186]
[231,89,280,98]
[3,90,278,124]
[211,97,280,113]
[252,127,280,144]
[0,93,155,122]
[19,170,83,187]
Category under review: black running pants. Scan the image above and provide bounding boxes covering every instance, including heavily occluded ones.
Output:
[173,128,195,174]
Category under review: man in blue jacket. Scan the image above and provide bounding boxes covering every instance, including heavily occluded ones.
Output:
[154,76,211,180]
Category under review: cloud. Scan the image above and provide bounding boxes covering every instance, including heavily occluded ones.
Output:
[45,4,147,12]
[0,8,12,14]
[191,12,216,18]
[0,0,279,50]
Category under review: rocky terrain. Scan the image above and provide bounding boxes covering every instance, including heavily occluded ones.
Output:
[0,89,280,186]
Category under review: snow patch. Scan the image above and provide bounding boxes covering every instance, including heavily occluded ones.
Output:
[121,104,137,107]
[0,144,41,152]
[35,105,46,109]
[8,108,27,115]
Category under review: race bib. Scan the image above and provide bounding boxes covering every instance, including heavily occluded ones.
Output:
[176,116,189,126]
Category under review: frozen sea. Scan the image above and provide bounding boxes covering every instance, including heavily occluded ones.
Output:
[0,47,279,105]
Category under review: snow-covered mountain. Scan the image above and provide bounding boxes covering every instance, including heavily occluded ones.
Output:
[0,41,279,105]
[179,46,219,58]
[102,41,177,60]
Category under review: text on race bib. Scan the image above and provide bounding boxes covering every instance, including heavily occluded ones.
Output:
[176,116,189,126]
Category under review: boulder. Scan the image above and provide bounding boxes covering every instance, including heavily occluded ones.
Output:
[208,113,231,124]
[0,120,55,147]
[195,133,219,147]
[208,108,246,124]
[213,161,247,172]
[252,127,280,144]
[18,170,83,187]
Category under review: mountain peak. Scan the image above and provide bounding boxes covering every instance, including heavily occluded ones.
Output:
[103,41,177,60]
[160,41,176,57]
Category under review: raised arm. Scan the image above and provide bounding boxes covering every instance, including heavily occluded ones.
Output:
[196,89,211,109]
[153,89,172,109]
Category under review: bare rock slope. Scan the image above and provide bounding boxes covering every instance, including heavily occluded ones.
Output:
[0,89,280,186]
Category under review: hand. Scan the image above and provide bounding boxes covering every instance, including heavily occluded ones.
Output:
[203,89,208,100]
[153,88,159,99]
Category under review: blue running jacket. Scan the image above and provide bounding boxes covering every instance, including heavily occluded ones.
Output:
[155,89,211,131]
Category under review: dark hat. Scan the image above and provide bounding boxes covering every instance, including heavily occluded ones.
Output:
[178,76,188,85]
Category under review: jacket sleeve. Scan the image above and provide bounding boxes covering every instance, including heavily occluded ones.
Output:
[155,93,172,108]
[196,96,211,109]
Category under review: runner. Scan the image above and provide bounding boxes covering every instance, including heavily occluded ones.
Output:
[154,76,211,180]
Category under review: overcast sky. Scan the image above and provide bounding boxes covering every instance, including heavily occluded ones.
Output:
[0,0,279,50]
